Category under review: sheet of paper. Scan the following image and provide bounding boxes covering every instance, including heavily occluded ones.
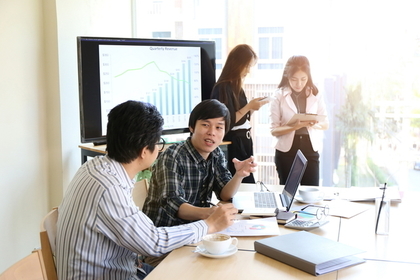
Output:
[217,217,280,236]
[323,187,402,202]
[290,200,370,219]
[325,200,371,218]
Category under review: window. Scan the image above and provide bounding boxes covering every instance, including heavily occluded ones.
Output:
[152,31,171,38]
[198,28,223,69]
[257,26,283,71]
[135,0,420,191]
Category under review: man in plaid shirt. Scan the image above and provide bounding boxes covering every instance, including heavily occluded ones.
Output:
[143,99,257,228]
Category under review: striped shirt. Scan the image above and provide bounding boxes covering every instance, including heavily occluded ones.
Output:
[143,137,232,227]
[56,155,208,279]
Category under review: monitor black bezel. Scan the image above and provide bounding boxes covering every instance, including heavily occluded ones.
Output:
[77,36,216,143]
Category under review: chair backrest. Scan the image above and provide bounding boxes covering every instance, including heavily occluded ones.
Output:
[132,179,149,210]
[39,208,58,280]
[0,249,45,279]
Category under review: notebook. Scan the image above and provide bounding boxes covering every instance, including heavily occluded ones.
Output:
[233,149,308,216]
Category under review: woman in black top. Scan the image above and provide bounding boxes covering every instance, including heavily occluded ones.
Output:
[211,44,269,183]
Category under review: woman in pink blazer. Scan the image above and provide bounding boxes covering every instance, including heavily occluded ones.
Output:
[270,55,329,186]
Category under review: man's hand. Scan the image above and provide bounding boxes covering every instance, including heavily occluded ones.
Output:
[204,203,238,233]
[232,156,257,178]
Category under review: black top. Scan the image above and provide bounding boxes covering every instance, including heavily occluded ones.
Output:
[291,91,308,135]
[211,82,250,137]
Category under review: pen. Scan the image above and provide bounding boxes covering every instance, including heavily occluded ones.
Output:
[375,183,387,234]
[207,201,217,207]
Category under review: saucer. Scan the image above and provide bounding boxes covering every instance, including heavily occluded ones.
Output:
[195,244,238,258]
[295,194,324,204]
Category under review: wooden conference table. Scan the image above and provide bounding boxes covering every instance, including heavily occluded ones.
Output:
[145,184,420,280]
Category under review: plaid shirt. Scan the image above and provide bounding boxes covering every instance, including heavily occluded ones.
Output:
[143,137,232,227]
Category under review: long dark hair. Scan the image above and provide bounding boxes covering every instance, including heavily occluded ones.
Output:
[278,55,318,96]
[214,44,257,109]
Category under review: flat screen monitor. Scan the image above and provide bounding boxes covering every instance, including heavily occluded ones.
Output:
[77,36,216,144]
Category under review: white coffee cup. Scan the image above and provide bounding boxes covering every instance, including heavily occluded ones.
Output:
[202,233,238,255]
[299,187,324,202]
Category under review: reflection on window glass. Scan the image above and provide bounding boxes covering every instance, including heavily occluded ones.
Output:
[152,31,171,38]
[258,63,281,70]
[272,37,282,59]
[259,38,269,59]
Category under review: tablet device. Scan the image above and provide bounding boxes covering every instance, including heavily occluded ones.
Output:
[287,114,326,125]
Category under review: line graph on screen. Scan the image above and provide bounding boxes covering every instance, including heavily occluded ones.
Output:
[99,45,201,133]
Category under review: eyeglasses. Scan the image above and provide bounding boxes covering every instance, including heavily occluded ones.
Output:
[156,137,166,152]
[293,204,330,221]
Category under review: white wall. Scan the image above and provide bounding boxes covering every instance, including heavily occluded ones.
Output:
[0,0,133,272]
[0,0,49,271]
[54,0,132,197]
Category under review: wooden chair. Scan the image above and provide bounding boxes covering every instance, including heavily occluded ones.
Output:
[39,208,58,280]
[132,179,149,210]
[0,250,45,280]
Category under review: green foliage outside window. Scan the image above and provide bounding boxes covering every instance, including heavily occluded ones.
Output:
[134,169,152,182]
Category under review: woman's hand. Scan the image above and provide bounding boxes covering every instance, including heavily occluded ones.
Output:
[293,120,318,129]
[248,97,270,111]
[271,120,319,137]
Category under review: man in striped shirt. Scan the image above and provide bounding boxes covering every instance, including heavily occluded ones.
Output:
[56,101,238,279]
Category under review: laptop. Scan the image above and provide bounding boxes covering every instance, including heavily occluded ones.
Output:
[233,149,308,216]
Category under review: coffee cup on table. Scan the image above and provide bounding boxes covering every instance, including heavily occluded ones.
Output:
[202,233,238,255]
[299,187,324,202]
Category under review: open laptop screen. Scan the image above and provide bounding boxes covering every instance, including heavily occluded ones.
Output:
[282,149,308,209]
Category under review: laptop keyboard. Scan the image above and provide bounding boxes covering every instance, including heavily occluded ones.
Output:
[254,192,277,208]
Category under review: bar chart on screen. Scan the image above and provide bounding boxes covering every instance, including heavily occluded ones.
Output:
[98,44,202,133]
